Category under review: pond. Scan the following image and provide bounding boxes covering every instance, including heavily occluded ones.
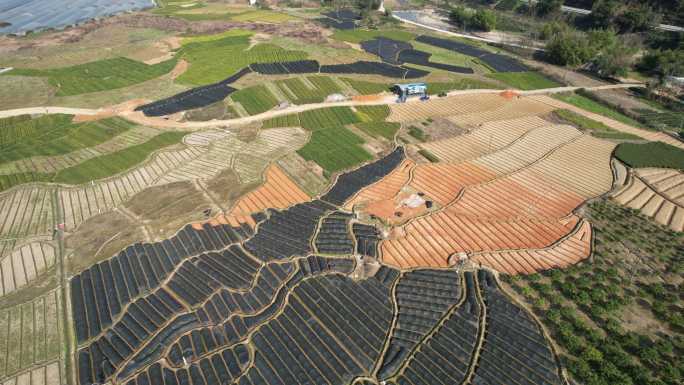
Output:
[0,0,156,35]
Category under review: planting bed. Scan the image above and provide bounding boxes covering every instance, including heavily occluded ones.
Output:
[0,241,56,299]
[137,68,251,117]
[361,38,474,74]
[613,168,684,232]
[415,35,528,73]
[314,211,355,255]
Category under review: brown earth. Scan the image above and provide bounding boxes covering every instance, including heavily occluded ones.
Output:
[64,210,144,274]
[123,181,214,240]
[204,168,252,211]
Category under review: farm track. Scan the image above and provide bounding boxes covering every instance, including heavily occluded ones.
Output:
[613,168,684,232]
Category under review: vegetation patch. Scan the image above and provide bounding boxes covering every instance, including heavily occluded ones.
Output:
[275,76,341,104]
[355,122,401,140]
[418,149,439,162]
[54,132,187,185]
[177,34,307,85]
[297,126,372,174]
[230,84,279,115]
[262,113,300,129]
[356,105,391,122]
[554,92,645,129]
[614,142,684,170]
[485,71,561,90]
[8,57,177,96]
[331,29,415,44]
[0,115,136,164]
[554,109,641,140]
[342,78,390,95]
[503,200,682,385]
[299,107,362,130]
[408,125,428,141]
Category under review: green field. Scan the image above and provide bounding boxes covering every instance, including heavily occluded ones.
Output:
[341,78,391,95]
[275,76,341,105]
[299,107,362,130]
[0,130,186,192]
[356,122,401,140]
[330,29,415,43]
[356,105,391,122]
[554,109,642,140]
[8,57,177,96]
[408,125,428,141]
[0,115,136,164]
[177,33,307,85]
[427,79,501,94]
[230,85,279,115]
[262,113,300,129]
[486,71,561,90]
[554,92,645,129]
[297,126,372,174]
[614,142,684,170]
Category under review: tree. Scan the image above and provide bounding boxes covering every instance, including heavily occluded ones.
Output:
[591,0,622,29]
[618,3,660,32]
[471,9,496,32]
[536,0,563,17]
[449,6,470,28]
[545,30,593,66]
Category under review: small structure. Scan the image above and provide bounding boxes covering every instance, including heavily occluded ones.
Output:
[393,82,429,103]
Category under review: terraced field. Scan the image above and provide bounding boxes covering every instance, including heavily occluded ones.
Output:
[613,168,684,232]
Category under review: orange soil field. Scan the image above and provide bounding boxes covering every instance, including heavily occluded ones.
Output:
[379,119,615,271]
[212,164,310,227]
[471,220,592,274]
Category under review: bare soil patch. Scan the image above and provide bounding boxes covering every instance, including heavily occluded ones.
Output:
[65,210,144,274]
[123,181,214,239]
[408,117,468,141]
[205,168,252,210]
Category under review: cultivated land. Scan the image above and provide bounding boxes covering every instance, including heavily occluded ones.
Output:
[0,3,682,385]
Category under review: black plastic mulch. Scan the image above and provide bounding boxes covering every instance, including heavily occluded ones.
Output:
[318,18,357,30]
[318,9,361,30]
[136,67,252,117]
[415,35,528,72]
[362,37,474,74]
[322,10,362,21]
[250,60,321,75]
[321,61,429,79]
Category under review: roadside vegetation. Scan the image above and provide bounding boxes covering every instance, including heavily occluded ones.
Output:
[554,92,645,128]
[503,199,683,385]
[486,71,561,90]
[553,109,641,140]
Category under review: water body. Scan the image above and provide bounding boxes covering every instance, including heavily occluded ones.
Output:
[0,0,156,35]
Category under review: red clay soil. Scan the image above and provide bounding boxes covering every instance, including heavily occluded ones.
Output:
[362,192,430,225]
[217,164,310,227]
[409,162,497,206]
[381,213,580,269]
[344,160,414,210]
[471,220,592,274]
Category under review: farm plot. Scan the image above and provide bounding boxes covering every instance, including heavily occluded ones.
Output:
[218,164,310,227]
[321,61,429,79]
[250,60,321,75]
[613,168,684,232]
[274,76,342,105]
[344,160,414,209]
[314,211,355,254]
[0,290,62,379]
[0,186,54,240]
[8,57,178,96]
[382,130,614,270]
[361,37,474,74]
[137,68,251,117]
[297,127,373,174]
[230,83,279,116]
[388,93,507,122]
[471,220,593,275]
[318,9,361,30]
[0,125,168,178]
[446,96,556,127]
[534,95,684,149]
[0,241,56,298]
[0,362,61,385]
[415,35,528,72]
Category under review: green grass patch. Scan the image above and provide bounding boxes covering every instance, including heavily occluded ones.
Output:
[634,109,684,132]
[262,113,300,129]
[408,125,428,141]
[299,107,362,130]
[297,126,372,174]
[356,122,401,140]
[341,78,390,95]
[275,76,341,105]
[614,142,684,170]
[8,57,178,96]
[0,115,136,164]
[230,85,279,115]
[331,29,415,44]
[54,132,187,184]
[177,34,307,85]
[356,105,391,122]
[486,71,561,90]
[554,92,645,129]
[554,109,642,140]
[427,79,501,94]
[418,149,439,162]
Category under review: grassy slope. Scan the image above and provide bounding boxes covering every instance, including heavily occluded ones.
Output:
[298,127,372,174]
[554,92,645,129]
[8,57,177,96]
[554,109,642,140]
